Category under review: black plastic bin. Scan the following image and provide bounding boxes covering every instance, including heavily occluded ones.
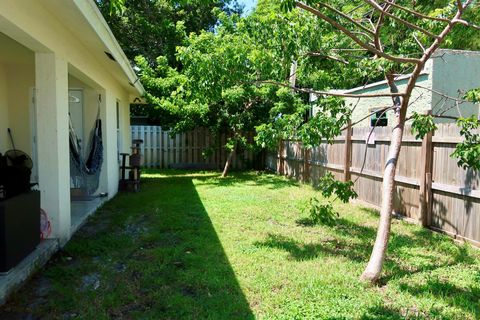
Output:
[0,191,40,273]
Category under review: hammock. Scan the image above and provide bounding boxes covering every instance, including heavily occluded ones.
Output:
[69,96,103,196]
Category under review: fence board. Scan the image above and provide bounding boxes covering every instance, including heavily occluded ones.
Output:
[266,123,480,246]
[131,126,256,171]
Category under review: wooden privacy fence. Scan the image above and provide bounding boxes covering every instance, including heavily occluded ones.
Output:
[131,126,258,170]
[266,123,480,246]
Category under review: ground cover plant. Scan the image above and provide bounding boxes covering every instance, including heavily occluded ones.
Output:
[1,171,479,319]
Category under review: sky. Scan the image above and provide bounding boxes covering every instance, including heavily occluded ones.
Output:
[239,0,257,15]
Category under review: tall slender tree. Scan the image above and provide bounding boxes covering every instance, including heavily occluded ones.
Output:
[271,0,480,283]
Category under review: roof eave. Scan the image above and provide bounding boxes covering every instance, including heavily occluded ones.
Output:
[72,0,145,96]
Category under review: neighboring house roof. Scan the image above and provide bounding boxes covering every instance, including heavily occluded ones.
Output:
[334,49,480,95]
[38,0,144,96]
[338,72,429,95]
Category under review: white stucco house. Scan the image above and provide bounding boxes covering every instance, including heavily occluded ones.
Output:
[311,49,480,127]
[0,0,144,302]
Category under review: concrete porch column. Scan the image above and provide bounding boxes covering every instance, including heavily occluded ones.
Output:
[100,92,119,198]
[35,52,71,243]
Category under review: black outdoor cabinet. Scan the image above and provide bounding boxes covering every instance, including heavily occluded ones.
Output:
[0,191,40,273]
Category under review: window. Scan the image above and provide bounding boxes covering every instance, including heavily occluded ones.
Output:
[370,108,388,127]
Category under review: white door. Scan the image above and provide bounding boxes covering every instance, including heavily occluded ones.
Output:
[68,90,84,151]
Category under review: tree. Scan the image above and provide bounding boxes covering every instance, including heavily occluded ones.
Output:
[269,0,480,283]
[135,3,323,176]
[95,0,242,66]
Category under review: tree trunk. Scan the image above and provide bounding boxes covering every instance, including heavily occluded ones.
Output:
[221,149,235,177]
[360,115,405,282]
[360,71,417,283]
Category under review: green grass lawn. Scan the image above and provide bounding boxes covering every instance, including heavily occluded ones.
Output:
[2,170,479,319]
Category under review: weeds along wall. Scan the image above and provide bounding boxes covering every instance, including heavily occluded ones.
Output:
[266,123,480,247]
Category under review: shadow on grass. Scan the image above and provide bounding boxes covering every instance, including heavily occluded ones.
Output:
[108,175,254,318]
[1,173,254,319]
[359,304,419,319]
[398,279,480,318]
[255,208,479,317]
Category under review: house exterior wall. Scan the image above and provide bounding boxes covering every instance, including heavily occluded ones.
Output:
[0,64,9,152]
[0,0,132,168]
[0,63,33,154]
[6,64,35,154]
[431,50,480,122]
[0,0,142,242]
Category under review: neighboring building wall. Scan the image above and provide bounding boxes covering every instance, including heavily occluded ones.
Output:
[312,61,434,127]
[431,50,480,122]
[344,74,432,127]
[315,50,480,128]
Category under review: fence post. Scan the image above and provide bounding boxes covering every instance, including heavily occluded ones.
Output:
[303,146,311,183]
[419,111,434,227]
[343,120,353,182]
[277,140,285,175]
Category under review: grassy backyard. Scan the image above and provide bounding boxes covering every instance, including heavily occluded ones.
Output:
[1,170,479,319]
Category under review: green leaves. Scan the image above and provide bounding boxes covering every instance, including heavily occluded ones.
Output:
[300,97,351,147]
[301,197,338,226]
[96,0,241,67]
[411,112,479,172]
[451,116,480,171]
[108,0,126,16]
[464,88,480,103]
[280,0,295,12]
[255,95,351,150]
[411,112,437,140]
[300,173,357,226]
[317,172,357,204]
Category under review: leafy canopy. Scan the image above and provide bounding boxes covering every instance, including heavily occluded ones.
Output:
[96,0,242,66]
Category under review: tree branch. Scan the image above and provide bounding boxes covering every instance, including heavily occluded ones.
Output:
[304,52,349,64]
[456,0,464,11]
[413,34,426,53]
[341,106,395,130]
[353,106,393,184]
[316,2,375,36]
[406,114,460,122]
[454,19,480,31]
[295,1,421,64]
[364,0,439,39]
[373,2,389,53]
[258,80,406,98]
[386,73,402,112]
[418,6,466,69]
[415,84,472,104]
[378,0,450,23]
[432,115,460,120]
